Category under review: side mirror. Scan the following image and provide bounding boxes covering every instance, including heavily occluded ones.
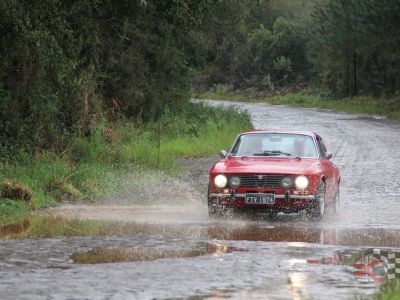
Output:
[325,152,333,160]
[220,150,227,158]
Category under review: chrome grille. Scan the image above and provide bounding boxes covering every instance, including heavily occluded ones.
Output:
[237,175,291,188]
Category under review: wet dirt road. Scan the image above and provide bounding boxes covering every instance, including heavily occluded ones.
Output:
[1,100,400,300]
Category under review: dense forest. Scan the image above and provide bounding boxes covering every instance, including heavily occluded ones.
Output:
[1,0,400,158]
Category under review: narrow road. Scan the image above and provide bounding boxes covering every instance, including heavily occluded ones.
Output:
[1,100,400,300]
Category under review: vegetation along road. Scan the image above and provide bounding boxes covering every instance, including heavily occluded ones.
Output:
[1,100,400,299]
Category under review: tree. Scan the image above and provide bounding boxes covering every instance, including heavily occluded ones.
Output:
[309,0,400,96]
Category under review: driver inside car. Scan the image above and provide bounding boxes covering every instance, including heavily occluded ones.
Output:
[293,137,308,157]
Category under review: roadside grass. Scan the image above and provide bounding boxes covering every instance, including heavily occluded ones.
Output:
[0,102,252,226]
[374,279,400,300]
[195,85,400,120]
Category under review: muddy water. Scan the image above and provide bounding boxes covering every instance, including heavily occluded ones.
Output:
[2,100,400,300]
[3,215,400,299]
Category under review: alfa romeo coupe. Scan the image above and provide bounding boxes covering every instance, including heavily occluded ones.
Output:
[208,130,340,220]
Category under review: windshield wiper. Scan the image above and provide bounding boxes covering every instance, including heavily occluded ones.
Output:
[253,150,301,160]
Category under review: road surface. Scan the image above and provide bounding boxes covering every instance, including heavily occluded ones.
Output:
[1,100,400,300]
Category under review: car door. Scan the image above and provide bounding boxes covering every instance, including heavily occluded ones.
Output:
[316,135,337,199]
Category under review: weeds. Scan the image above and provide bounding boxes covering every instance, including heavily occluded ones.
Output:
[374,279,400,300]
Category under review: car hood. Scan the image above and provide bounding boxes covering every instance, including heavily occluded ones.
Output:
[211,157,322,175]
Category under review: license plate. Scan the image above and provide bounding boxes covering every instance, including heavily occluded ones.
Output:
[245,193,275,205]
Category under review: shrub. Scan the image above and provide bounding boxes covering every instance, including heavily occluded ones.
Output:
[46,177,83,202]
[0,179,33,202]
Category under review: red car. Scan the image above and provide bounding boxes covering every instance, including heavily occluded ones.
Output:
[208,130,340,220]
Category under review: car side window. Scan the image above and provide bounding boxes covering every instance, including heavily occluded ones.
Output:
[316,136,327,158]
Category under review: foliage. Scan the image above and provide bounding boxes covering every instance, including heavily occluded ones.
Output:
[309,0,400,97]
[194,0,316,90]
[195,0,400,101]
[46,177,83,202]
[0,0,214,157]
[375,279,400,300]
[2,0,399,157]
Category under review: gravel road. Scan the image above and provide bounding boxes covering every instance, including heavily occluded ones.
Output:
[1,100,400,300]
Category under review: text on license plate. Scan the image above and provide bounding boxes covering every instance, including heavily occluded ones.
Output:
[245,193,275,204]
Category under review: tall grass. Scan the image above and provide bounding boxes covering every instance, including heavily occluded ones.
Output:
[0,102,252,226]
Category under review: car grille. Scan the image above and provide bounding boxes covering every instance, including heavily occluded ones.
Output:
[238,175,292,188]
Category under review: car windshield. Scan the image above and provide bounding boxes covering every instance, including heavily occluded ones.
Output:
[230,133,318,158]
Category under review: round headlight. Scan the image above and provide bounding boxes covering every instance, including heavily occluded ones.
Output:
[295,176,309,190]
[230,176,241,187]
[281,176,293,189]
[214,174,228,188]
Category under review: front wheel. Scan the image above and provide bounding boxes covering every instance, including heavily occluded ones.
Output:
[306,181,326,221]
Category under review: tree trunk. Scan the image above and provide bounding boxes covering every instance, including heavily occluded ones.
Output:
[345,52,350,97]
[353,52,357,96]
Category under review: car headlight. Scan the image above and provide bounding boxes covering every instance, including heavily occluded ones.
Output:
[230,176,240,187]
[295,176,309,190]
[214,175,228,188]
[281,176,293,189]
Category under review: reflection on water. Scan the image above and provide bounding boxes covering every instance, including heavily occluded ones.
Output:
[3,215,400,291]
[71,243,247,264]
[1,215,399,300]
[288,272,307,300]
[206,243,247,256]
[72,247,206,264]
[207,224,400,248]
[0,219,31,238]
[3,216,400,249]
[307,248,400,284]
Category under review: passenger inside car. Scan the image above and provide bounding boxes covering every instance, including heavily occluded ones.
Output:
[293,138,307,157]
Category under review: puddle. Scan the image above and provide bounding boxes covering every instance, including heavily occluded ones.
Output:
[207,224,400,248]
[307,248,400,283]
[2,215,400,300]
[72,247,206,264]
[0,215,210,240]
[4,215,400,249]
[186,247,400,299]
[71,243,246,264]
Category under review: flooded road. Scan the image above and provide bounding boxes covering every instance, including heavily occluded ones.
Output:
[2,100,400,299]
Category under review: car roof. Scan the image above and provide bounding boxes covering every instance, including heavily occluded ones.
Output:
[240,129,317,138]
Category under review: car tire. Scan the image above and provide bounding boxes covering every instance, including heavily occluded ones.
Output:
[208,185,226,218]
[307,181,326,221]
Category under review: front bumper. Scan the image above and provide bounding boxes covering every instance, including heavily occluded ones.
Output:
[209,191,317,212]
[210,193,316,201]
